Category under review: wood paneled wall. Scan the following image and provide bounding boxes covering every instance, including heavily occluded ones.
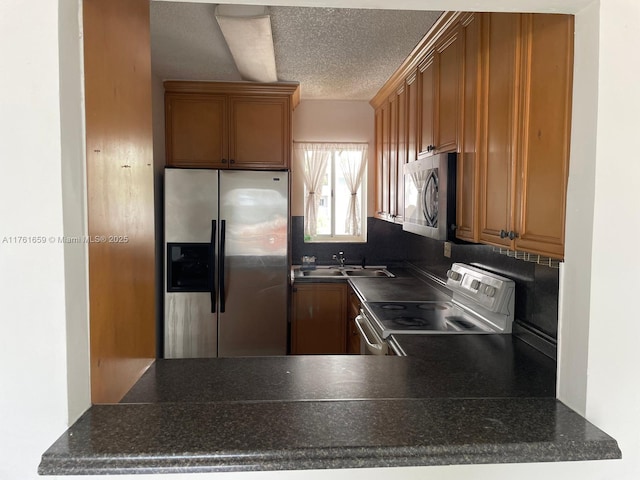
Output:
[83,0,156,403]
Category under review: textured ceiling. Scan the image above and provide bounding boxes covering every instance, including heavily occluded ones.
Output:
[150,3,441,100]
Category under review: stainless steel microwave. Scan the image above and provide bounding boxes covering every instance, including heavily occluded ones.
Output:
[403,152,457,240]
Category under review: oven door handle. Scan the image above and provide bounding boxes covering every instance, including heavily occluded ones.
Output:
[355,315,386,355]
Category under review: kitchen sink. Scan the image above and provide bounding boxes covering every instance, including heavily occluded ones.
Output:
[301,269,344,277]
[294,266,395,279]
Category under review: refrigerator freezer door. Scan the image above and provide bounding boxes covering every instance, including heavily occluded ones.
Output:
[218,170,289,356]
[164,168,219,358]
[165,292,217,358]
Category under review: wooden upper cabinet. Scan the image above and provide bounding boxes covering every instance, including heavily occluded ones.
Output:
[388,93,399,219]
[435,28,461,153]
[406,70,419,164]
[229,96,289,169]
[374,107,385,220]
[395,84,407,222]
[478,13,573,259]
[479,13,521,248]
[370,11,573,256]
[455,13,481,242]
[381,100,391,218]
[164,81,299,170]
[418,55,436,157]
[514,14,573,258]
[166,93,227,168]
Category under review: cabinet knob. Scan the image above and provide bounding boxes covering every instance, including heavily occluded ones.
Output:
[426,145,436,152]
[230,159,236,164]
[508,231,519,240]
[499,229,508,239]
[221,158,227,163]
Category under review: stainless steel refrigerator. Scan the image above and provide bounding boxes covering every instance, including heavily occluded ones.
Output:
[164,168,289,358]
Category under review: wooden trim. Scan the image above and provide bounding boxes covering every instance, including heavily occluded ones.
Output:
[370,11,463,109]
[164,80,300,107]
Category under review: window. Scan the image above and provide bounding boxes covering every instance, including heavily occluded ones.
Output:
[295,143,368,243]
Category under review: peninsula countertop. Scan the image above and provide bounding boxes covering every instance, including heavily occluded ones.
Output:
[39,351,620,475]
[39,265,620,475]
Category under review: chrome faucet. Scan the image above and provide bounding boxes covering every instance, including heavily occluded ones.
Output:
[332,251,346,268]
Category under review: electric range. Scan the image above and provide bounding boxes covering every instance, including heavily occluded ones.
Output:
[359,263,516,341]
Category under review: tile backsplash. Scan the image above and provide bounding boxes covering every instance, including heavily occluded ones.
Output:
[292,216,559,340]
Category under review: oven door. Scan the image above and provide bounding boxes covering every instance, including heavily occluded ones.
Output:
[354,312,389,355]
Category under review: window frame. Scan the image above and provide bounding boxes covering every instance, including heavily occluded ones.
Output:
[303,146,367,244]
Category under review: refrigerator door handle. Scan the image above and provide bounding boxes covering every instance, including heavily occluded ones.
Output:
[219,219,226,313]
[210,219,217,313]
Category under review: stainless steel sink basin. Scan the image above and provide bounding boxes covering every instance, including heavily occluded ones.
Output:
[301,269,344,277]
[344,269,393,277]
[294,266,394,279]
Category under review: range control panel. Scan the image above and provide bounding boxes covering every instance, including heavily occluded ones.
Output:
[445,263,515,319]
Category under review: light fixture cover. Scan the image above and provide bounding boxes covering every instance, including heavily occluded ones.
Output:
[216,11,278,83]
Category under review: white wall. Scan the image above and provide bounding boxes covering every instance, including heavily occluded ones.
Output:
[2,0,640,479]
[291,99,375,217]
[0,1,88,479]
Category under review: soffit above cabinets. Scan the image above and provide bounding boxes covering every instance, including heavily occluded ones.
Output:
[150,2,442,100]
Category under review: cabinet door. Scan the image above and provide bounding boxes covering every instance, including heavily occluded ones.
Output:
[456,13,481,242]
[435,29,461,153]
[291,284,347,355]
[418,55,435,157]
[165,94,227,167]
[515,14,573,259]
[394,85,407,222]
[388,93,399,220]
[374,108,385,220]
[479,13,521,247]
[377,100,391,219]
[229,96,290,169]
[406,70,419,164]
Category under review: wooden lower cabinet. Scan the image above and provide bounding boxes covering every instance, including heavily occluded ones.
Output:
[291,283,347,355]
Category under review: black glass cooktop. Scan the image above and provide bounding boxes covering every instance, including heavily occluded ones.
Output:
[364,302,493,337]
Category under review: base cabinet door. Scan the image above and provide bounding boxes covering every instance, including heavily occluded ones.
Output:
[291,283,347,354]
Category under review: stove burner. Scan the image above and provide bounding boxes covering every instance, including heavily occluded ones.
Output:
[446,316,477,329]
[381,304,407,310]
[393,316,437,327]
[417,303,447,311]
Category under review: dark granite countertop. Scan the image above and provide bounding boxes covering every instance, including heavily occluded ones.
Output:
[39,266,621,475]
[39,353,620,475]
[39,398,620,475]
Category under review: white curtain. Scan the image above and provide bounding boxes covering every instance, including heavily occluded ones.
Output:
[338,144,368,236]
[295,143,330,237]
